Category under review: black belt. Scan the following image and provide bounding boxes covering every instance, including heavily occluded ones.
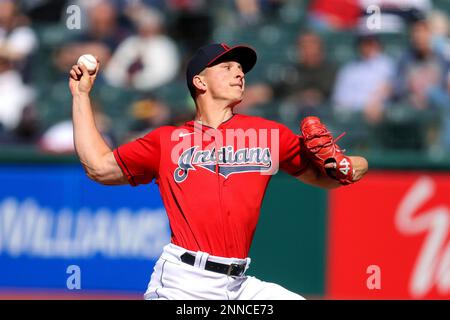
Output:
[180,252,246,277]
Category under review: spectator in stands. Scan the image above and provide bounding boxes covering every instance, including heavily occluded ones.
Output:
[393,19,449,110]
[307,0,361,31]
[429,10,450,61]
[213,0,285,26]
[38,100,114,153]
[269,31,337,122]
[258,0,287,19]
[13,102,40,144]
[234,0,261,25]
[426,10,450,153]
[103,5,179,91]
[332,34,395,124]
[22,0,69,24]
[77,0,130,53]
[428,70,450,153]
[167,0,212,60]
[0,0,38,75]
[125,95,171,141]
[134,0,166,11]
[54,0,130,75]
[0,55,36,142]
[434,71,450,154]
[380,19,450,151]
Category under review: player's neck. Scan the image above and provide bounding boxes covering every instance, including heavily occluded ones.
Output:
[195,99,236,129]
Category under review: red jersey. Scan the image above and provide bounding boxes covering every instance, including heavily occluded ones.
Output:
[113,114,309,258]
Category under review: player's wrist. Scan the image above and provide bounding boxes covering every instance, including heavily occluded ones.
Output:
[73,91,91,99]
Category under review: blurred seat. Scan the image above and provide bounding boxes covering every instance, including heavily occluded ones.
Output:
[155,80,192,112]
[36,80,72,129]
[434,0,450,14]
[34,23,80,49]
[378,33,408,59]
[379,103,440,151]
[320,32,357,65]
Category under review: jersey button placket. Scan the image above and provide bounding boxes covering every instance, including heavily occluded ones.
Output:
[215,129,230,253]
[211,132,219,176]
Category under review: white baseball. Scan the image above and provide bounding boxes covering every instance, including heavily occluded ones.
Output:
[77,54,97,74]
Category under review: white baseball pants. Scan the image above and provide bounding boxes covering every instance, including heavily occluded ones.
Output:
[144,243,305,300]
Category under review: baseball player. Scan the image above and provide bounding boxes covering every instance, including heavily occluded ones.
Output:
[69,43,368,300]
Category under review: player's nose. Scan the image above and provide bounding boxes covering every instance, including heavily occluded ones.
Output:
[234,66,244,79]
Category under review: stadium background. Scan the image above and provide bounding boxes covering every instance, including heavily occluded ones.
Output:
[0,0,450,299]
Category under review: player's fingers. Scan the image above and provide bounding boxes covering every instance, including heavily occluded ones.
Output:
[72,65,82,76]
[69,69,78,80]
[75,66,82,76]
[78,63,90,78]
[71,64,81,75]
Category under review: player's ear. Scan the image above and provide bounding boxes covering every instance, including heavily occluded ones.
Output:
[193,75,207,92]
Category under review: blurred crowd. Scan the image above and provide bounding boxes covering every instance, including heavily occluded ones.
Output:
[0,0,450,157]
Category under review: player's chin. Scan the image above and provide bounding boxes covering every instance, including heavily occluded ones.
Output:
[231,93,244,102]
[225,89,244,104]
[229,97,244,108]
[234,89,244,101]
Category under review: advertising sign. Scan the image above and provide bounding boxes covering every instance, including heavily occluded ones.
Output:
[328,172,450,299]
[0,165,170,295]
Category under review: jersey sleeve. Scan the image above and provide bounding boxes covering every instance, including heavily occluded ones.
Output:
[277,123,310,177]
[113,128,162,186]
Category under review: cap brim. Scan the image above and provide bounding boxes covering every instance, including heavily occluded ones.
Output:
[206,45,257,74]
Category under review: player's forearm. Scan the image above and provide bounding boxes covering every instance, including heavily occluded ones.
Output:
[72,92,112,175]
[311,168,342,189]
[297,165,341,189]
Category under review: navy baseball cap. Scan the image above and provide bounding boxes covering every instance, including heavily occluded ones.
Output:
[186,43,257,98]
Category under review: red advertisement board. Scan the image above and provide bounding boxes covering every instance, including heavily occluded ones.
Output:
[328,171,450,299]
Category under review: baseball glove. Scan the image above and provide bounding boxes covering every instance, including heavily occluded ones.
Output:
[300,116,354,185]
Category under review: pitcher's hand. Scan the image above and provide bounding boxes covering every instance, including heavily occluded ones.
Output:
[69,57,99,96]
